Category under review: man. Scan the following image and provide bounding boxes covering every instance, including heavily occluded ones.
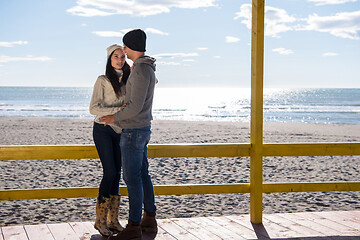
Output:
[100,29,157,240]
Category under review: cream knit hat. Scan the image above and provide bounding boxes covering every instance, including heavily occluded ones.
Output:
[106,44,123,59]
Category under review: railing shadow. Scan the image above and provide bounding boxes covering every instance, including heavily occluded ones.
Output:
[252,223,271,240]
[251,223,359,240]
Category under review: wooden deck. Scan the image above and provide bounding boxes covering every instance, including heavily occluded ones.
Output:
[1,211,359,240]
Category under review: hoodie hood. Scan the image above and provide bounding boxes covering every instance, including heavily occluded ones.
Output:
[133,56,156,71]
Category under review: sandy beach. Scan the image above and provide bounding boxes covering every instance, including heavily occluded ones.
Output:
[0,117,359,226]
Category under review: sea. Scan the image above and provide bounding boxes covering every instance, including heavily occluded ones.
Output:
[0,87,359,124]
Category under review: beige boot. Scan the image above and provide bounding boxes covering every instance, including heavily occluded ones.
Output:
[140,211,158,233]
[94,196,113,237]
[109,220,142,240]
[107,195,124,233]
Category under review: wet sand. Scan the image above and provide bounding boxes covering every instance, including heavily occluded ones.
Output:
[0,117,359,226]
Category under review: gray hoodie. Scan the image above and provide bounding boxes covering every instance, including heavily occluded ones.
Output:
[113,56,156,129]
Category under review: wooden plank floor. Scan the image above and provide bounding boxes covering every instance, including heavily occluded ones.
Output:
[1,211,359,240]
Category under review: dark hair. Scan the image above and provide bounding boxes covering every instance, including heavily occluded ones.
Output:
[105,52,130,98]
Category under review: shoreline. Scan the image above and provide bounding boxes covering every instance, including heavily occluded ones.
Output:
[1,117,359,145]
[2,115,360,125]
[0,117,359,226]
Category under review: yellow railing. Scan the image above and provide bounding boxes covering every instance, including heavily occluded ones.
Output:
[2,143,360,160]
[250,0,265,223]
[1,144,359,200]
[2,143,358,161]
[1,0,360,225]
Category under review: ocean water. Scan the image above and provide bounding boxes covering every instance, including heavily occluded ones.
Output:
[0,87,359,124]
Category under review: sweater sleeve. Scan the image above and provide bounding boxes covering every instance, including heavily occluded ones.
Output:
[113,66,150,121]
[89,76,124,116]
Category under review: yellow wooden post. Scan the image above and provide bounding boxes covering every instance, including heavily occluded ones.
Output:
[250,0,265,224]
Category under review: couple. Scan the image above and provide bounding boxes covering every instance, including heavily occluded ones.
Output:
[89,29,157,240]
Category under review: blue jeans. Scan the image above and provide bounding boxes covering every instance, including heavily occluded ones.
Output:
[121,126,156,225]
[93,122,121,198]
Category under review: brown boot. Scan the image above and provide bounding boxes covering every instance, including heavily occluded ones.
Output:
[140,211,158,233]
[110,220,142,240]
[94,196,113,237]
[107,195,124,233]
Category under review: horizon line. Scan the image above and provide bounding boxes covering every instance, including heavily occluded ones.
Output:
[0,85,359,89]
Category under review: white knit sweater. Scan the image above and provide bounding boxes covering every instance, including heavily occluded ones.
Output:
[89,72,125,133]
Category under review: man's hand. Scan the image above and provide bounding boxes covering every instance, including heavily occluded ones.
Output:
[99,115,114,126]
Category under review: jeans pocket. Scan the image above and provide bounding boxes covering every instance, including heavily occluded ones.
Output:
[135,131,150,149]
[120,132,132,149]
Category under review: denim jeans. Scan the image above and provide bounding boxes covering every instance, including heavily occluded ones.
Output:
[93,122,121,198]
[121,126,156,225]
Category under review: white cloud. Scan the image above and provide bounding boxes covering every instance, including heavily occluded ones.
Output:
[0,41,28,47]
[157,61,181,65]
[307,0,357,6]
[234,4,252,26]
[272,48,294,55]
[299,11,360,40]
[225,36,240,43]
[323,52,338,56]
[197,47,208,50]
[154,52,199,66]
[92,31,124,37]
[235,4,360,40]
[67,0,216,17]
[0,55,52,63]
[213,56,221,58]
[93,28,168,37]
[67,6,116,17]
[153,53,199,59]
[235,4,296,38]
[145,28,169,36]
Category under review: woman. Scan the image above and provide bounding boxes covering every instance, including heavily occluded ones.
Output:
[89,44,130,237]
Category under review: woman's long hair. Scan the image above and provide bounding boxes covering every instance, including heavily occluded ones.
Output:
[105,51,130,98]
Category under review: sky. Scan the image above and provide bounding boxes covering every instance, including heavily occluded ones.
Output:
[0,0,359,88]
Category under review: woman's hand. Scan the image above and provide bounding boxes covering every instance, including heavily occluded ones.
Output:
[120,103,127,110]
[99,115,114,126]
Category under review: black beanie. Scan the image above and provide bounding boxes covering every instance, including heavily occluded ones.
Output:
[122,29,146,52]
